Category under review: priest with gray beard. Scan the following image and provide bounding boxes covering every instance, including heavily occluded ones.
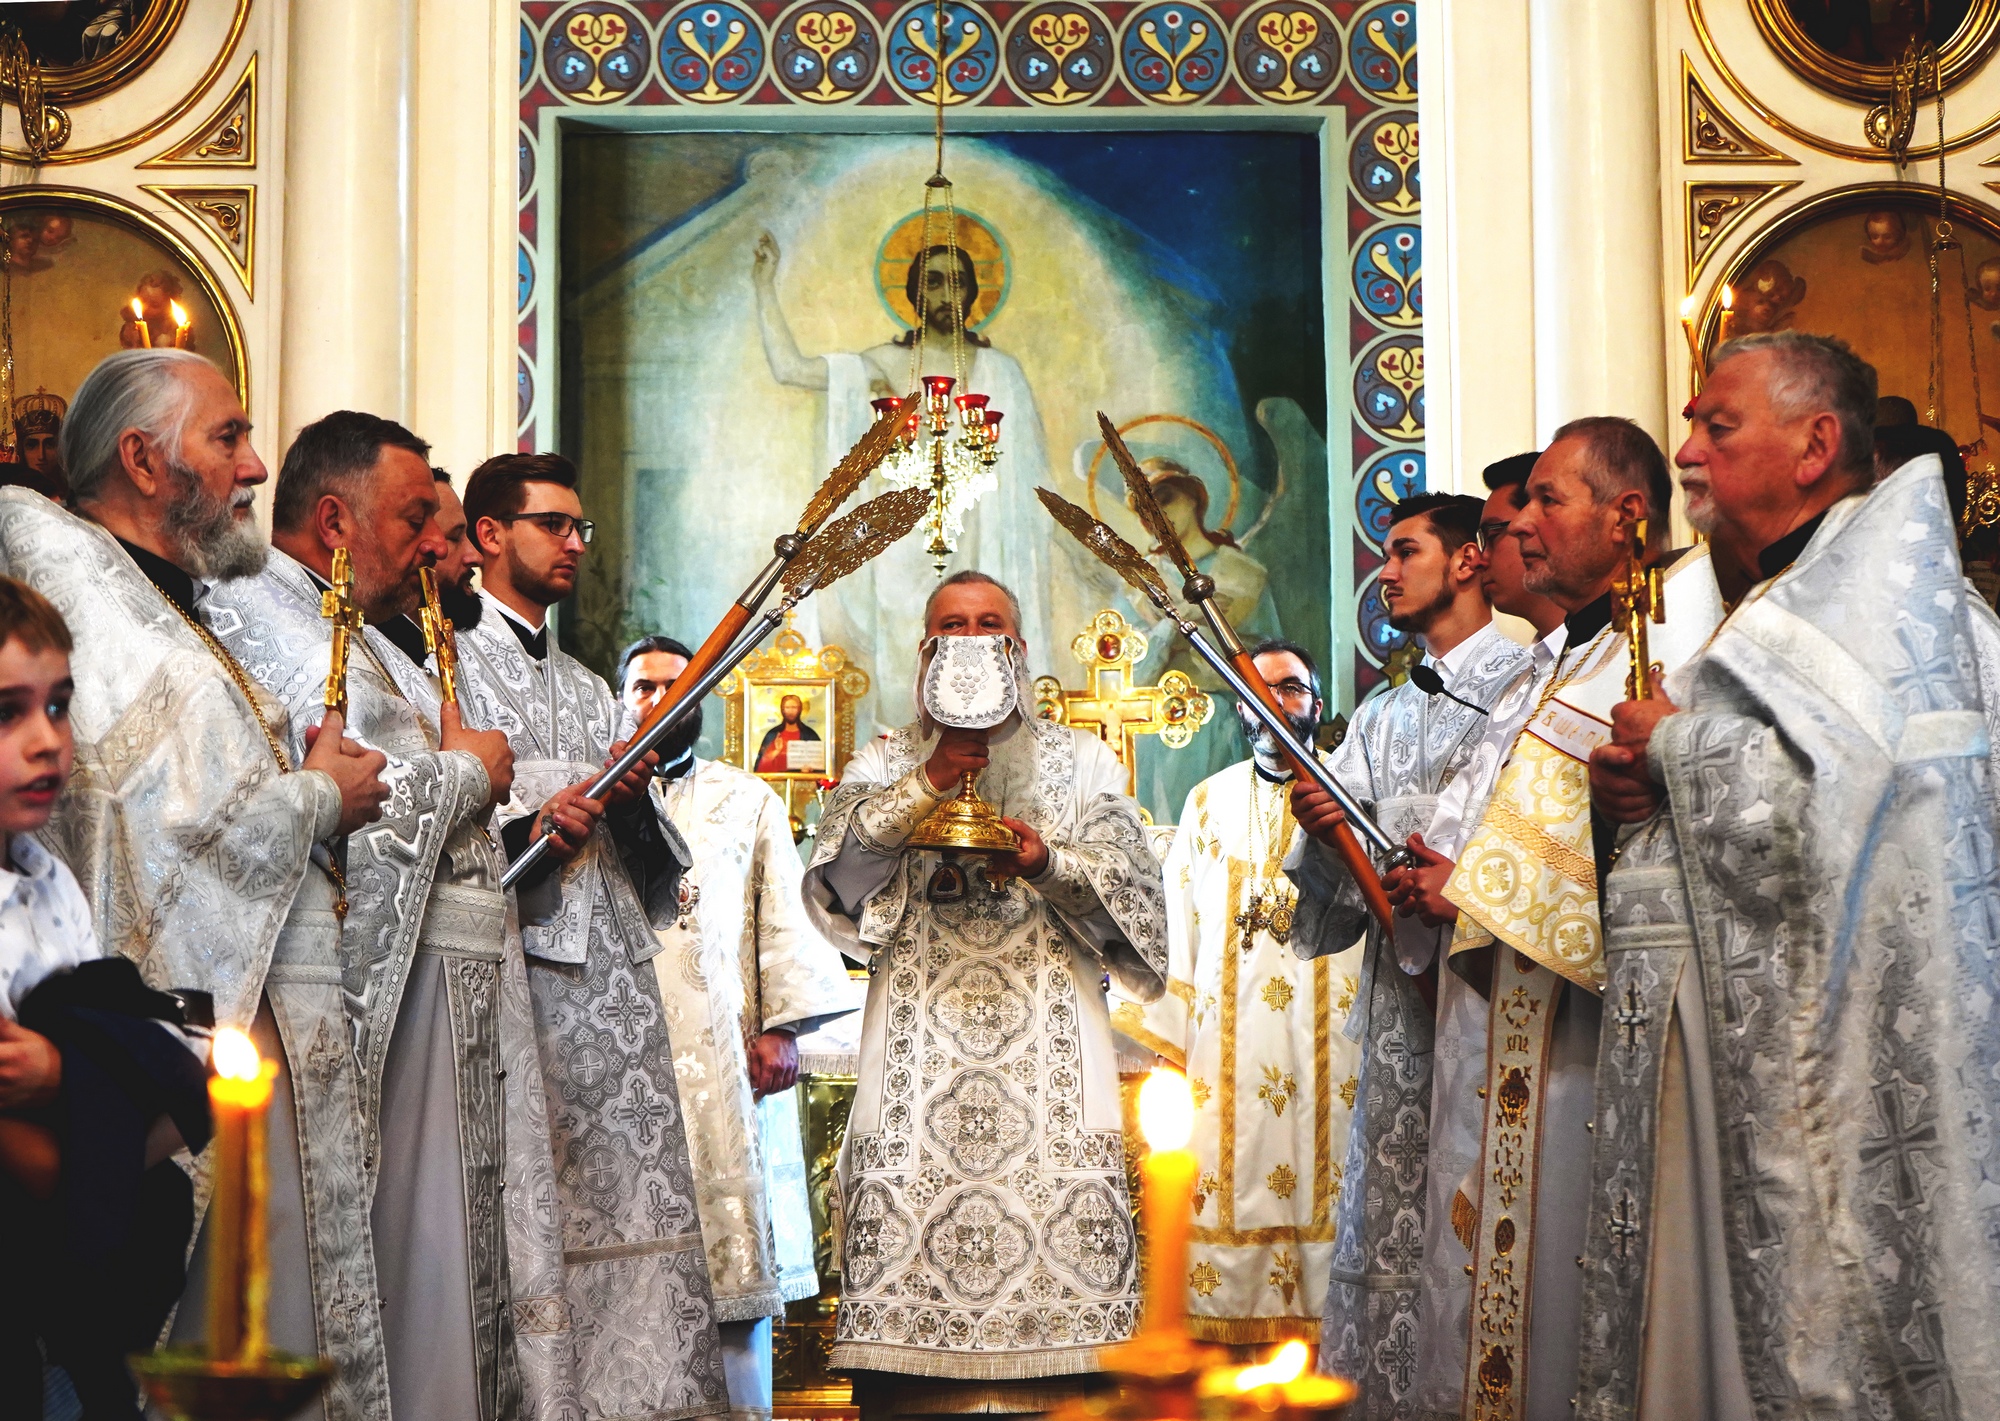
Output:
[1581,332,2000,1418]
[802,570,1166,1421]
[204,411,527,1421]
[0,349,392,1420]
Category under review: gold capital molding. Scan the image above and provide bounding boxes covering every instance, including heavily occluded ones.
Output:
[1686,180,1800,285]
[141,55,255,169]
[141,184,255,297]
[1682,55,1793,165]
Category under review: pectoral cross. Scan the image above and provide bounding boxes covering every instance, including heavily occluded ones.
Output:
[417,566,460,704]
[1234,892,1272,942]
[321,546,363,717]
[1607,1191,1642,1259]
[1034,610,1213,796]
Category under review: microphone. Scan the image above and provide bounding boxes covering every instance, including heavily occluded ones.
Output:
[1408,663,1489,716]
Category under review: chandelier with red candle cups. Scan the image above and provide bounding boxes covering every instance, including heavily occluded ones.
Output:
[868,0,1002,574]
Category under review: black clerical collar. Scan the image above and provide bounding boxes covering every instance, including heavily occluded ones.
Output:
[657,749,697,782]
[1563,590,1615,647]
[490,597,549,660]
[1252,760,1291,784]
[379,614,431,668]
[1756,510,1828,580]
[117,538,199,620]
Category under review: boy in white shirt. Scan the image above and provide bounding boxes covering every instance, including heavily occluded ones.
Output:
[0,576,211,1421]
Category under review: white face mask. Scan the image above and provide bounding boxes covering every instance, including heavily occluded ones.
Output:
[920,634,1021,729]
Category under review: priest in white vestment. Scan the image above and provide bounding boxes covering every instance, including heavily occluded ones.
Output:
[204,411,524,1421]
[455,453,731,1421]
[1117,639,1362,1345]
[1582,333,2000,1419]
[802,571,1166,1417]
[619,634,862,1421]
[0,350,394,1421]
[1280,492,1530,1418]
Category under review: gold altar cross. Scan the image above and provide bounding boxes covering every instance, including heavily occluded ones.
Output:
[1033,609,1214,796]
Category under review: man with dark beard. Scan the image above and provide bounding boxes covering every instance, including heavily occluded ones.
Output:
[1278,491,1531,1417]
[1116,639,1365,1345]
[0,348,393,1420]
[618,636,857,1421]
[376,466,485,668]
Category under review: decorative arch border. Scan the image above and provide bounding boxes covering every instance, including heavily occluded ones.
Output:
[517,0,1422,704]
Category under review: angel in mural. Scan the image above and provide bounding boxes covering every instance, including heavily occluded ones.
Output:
[1860,209,1912,264]
[1728,258,1808,335]
[750,225,1054,729]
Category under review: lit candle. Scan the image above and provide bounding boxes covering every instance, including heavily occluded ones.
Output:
[1718,282,1736,344]
[1198,1337,1359,1411]
[170,300,191,349]
[130,297,152,348]
[1136,1065,1197,1337]
[208,1026,277,1362]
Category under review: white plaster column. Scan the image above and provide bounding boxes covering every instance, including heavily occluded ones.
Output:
[410,0,518,474]
[1416,0,1538,492]
[1528,0,1667,445]
[281,0,415,442]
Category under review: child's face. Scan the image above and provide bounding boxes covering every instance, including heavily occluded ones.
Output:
[0,638,72,837]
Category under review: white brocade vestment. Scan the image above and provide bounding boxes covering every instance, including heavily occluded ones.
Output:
[803,716,1167,1380]
[1119,759,1363,1343]
[455,593,731,1421]
[0,492,387,1421]
[649,758,860,1322]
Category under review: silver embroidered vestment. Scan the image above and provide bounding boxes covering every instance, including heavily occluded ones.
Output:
[206,550,521,1421]
[0,492,388,1421]
[649,757,859,1322]
[1578,459,2000,1419]
[1285,622,1531,1421]
[803,716,1167,1380]
[455,592,730,1421]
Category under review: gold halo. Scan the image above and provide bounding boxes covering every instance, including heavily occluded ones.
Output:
[876,208,1009,330]
[1086,413,1241,530]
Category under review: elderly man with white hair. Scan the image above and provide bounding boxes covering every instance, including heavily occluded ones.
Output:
[1578,331,2000,1419]
[802,569,1167,1421]
[0,348,392,1420]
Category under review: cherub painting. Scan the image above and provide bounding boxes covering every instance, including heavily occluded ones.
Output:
[1729,259,1808,335]
[1860,209,1911,264]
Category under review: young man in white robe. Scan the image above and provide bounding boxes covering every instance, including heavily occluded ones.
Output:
[0,350,393,1421]
[1582,333,2000,1418]
[618,634,861,1421]
[802,570,1167,1419]
[454,452,731,1421]
[204,411,524,1421]
[1117,638,1363,1346]
[1279,491,1531,1418]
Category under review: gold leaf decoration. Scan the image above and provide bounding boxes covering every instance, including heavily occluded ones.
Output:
[1682,55,1791,165]
[1266,1163,1297,1200]
[143,56,256,169]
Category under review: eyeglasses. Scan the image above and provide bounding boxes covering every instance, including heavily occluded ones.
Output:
[1475,521,1512,552]
[1267,678,1316,701]
[496,512,594,544]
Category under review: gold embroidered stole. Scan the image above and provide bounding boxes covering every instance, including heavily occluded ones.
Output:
[1445,630,1623,993]
[1462,949,1566,1420]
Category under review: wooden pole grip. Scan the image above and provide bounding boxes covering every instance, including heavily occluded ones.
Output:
[1230,650,1397,932]
[628,603,752,743]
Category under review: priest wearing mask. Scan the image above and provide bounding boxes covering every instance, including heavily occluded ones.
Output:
[1280,491,1529,1418]
[455,452,730,1421]
[1580,331,2000,1418]
[203,411,522,1421]
[802,570,1166,1419]
[0,348,392,1419]
[619,634,860,1421]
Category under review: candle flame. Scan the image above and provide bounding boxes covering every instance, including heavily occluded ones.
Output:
[213,1026,262,1082]
[1720,284,1735,310]
[1138,1066,1194,1151]
[170,301,189,328]
[1679,295,1697,320]
[1234,1340,1310,1391]
[130,297,145,320]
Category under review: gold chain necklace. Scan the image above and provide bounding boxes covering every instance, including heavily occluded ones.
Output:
[160,591,350,917]
[1235,767,1296,948]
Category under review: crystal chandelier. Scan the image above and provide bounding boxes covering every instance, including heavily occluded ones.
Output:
[869,0,1003,574]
